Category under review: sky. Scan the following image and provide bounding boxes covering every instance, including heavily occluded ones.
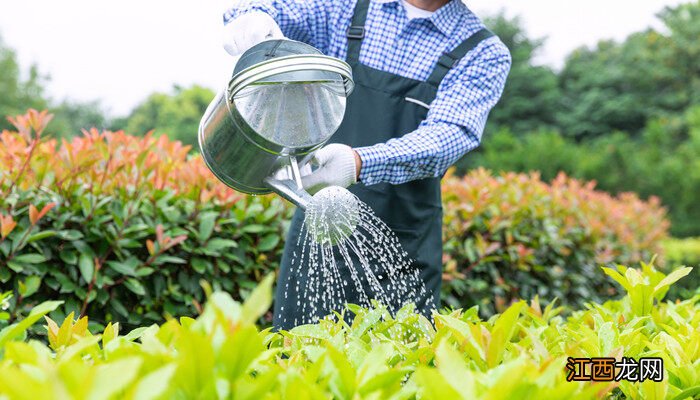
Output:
[0,0,687,117]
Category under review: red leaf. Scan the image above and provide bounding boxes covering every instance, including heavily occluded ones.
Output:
[146,239,155,256]
[38,202,56,220]
[155,224,164,245]
[29,204,39,225]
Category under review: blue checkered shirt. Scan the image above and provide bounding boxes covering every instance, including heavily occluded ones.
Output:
[224,0,511,185]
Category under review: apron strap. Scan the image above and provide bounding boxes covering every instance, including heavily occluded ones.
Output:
[346,0,371,64]
[426,28,494,87]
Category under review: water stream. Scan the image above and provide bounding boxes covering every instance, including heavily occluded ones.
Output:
[282,186,428,326]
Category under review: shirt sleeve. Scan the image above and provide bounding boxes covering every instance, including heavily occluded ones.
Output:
[355,37,512,185]
[223,0,336,53]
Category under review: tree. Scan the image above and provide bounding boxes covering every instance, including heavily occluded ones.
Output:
[48,100,108,139]
[0,35,48,130]
[113,85,215,148]
[482,14,561,135]
[557,1,700,139]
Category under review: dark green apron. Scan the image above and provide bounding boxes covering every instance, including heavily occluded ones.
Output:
[273,0,494,330]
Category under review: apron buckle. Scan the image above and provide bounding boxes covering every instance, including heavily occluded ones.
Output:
[436,53,459,70]
[346,25,366,39]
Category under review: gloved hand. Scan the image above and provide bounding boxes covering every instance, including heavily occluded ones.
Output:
[223,11,284,56]
[301,144,360,195]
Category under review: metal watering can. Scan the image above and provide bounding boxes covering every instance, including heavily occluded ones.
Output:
[199,39,354,210]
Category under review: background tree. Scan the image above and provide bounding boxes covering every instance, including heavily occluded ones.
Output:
[557,1,700,139]
[482,14,560,135]
[48,100,108,139]
[0,35,47,130]
[112,85,215,148]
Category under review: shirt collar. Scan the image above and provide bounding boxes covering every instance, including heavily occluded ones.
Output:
[373,0,469,37]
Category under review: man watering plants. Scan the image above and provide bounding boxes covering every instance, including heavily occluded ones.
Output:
[223,0,511,329]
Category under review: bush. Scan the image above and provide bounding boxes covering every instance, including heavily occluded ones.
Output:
[458,106,700,237]
[0,110,292,332]
[441,169,669,316]
[0,264,697,399]
[0,110,669,332]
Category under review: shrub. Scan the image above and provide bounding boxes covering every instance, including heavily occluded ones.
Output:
[441,168,669,315]
[0,110,292,332]
[458,105,700,237]
[0,264,697,399]
[1,110,669,332]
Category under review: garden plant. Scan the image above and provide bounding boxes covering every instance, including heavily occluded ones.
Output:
[0,110,674,334]
[0,262,697,399]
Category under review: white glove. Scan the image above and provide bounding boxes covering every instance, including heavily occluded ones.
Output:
[223,11,284,56]
[301,144,359,195]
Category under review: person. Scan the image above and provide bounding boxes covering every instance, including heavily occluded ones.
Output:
[223,0,511,330]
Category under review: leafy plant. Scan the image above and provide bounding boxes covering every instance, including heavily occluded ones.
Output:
[0,110,292,333]
[1,109,669,334]
[0,263,697,399]
[441,168,669,316]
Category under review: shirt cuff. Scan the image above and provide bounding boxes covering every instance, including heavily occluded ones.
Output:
[355,145,391,185]
[223,3,277,24]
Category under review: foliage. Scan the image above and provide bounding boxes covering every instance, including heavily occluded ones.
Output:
[0,110,292,333]
[663,237,700,269]
[460,106,700,237]
[441,168,669,316]
[0,35,48,132]
[0,264,698,399]
[483,13,561,135]
[48,99,109,140]
[481,1,700,140]
[662,237,700,300]
[574,0,700,138]
[111,84,215,148]
[0,110,669,333]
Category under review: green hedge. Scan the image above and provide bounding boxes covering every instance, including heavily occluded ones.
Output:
[0,110,669,332]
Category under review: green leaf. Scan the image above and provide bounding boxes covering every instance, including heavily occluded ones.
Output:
[124,278,146,296]
[18,276,41,298]
[59,250,78,265]
[27,230,57,243]
[13,253,47,264]
[191,257,210,274]
[670,386,700,400]
[204,238,238,252]
[0,300,63,347]
[198,212,218,241]
[111,298,129,318]
[434,340,475,399]
[258,234,280,252]
[413,367,463,399]
[59,230,84,240]
[653,267,692,297]
[158,256,187,265]
[79,253,94,283]
[87,357,142,400]
[106,258,139,276]
[601,267,632,293]
[6,260,23,273]
[486,300,525,368]
[241,274,274,323]
[133,364,177,400]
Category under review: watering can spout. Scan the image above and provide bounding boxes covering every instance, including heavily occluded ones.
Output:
[264,176,313,211]
[264,155,313,210]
